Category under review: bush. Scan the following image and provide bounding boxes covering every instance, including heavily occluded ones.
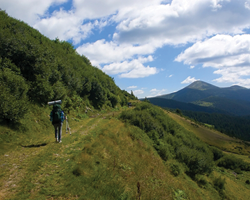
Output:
[246,180,250,184]
[176,146,213,177]
[217,155,250,171]
[0,68,29,123]
[210,146,224,161]
[195,175,208,187]
[213,176,225,192]
[170,163,181,176]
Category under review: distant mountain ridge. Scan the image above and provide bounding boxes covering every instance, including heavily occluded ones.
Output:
[148,81,250,116]
[160,81,250,103]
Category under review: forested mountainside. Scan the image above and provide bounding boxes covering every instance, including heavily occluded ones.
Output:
[0,10,136,123]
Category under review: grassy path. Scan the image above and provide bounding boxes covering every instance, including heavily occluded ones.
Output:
[0,114,104,199]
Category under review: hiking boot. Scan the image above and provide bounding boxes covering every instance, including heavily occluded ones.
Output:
[59,140,62,143]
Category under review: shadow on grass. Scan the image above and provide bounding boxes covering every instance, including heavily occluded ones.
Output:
[21,143,48,148]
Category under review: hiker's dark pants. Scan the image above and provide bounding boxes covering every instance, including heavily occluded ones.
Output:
[53,122,63,141]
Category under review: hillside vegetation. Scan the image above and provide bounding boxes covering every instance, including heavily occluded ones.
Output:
[0,10,135,125]
[1,10,250,200]
[1,102,250,199]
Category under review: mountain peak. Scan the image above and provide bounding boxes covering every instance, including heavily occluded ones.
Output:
[186,81,218,91]
[226,85,247,90]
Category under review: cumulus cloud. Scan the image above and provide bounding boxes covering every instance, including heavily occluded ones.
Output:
[115,0,250,45]
[176,34,250,86]
[181,76,199,84]
[190,66,195,69]
[169,74,173,77]
[101,56,157,78]
[77,40,156,66]
[133,90,144,97]
[3,0,250,81]
[34,9,95,43]
[0,0,67,25]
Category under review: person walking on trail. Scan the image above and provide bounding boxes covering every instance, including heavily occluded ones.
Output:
[50,104,65,143]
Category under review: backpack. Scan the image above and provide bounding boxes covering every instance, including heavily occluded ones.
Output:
[52,104,62,124]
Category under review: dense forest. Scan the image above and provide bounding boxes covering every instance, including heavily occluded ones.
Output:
[0,10,136,123]
[180,110,250,141]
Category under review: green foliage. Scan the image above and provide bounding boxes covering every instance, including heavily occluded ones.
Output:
[174,189,188,200]
[170,162,181,176]
[194,175,208,188]
[210,146,224,161]
[0,10,132,123]
[213,176,226,194]
[181,110,250,141]
[0,67,29,122]
[217,155,250,171]
[120,102,214,177]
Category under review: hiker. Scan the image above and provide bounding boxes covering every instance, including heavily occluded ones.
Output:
[50,104,65,143]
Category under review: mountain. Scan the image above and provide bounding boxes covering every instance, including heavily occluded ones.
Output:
[154,81,250,115]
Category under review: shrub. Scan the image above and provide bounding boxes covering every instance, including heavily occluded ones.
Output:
[176,146,213,177]
[246,180,250,184]
[195,175,208,187]
[210,146,224,161]
[0,68,29,123]
[213,176,225,192]
[217,155,250,171]
[170,163,181,176]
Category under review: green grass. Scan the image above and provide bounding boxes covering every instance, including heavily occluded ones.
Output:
[167,111,250,155]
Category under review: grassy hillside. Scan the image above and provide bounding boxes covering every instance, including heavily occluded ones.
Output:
[167,111,250,155]
[1,102,250,200]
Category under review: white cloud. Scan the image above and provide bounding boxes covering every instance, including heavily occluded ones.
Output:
[150,88,167,96]
[77,40,157,66]
[0,0,67,25]
[190,66,195,69]
[150,89,158,92]
[176,34,250,86]
[114,0,250,45]
[34,9,94,44]
[3,0,250,81]
[245,0,250,10]
[101,56,157,78]
[213,67,250,87]
[133,89,144,96]
[169,74,173,77]
[181,76,199,84]
[127,86,137,89]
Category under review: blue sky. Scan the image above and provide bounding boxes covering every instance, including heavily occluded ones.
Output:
[2,0,250,98]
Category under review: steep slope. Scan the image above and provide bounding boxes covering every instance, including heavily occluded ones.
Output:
[0,10,134,125]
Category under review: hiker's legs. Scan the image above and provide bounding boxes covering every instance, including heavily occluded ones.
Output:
[54,123,61,142]
[54,124,58,141]
[58,123,63,142]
